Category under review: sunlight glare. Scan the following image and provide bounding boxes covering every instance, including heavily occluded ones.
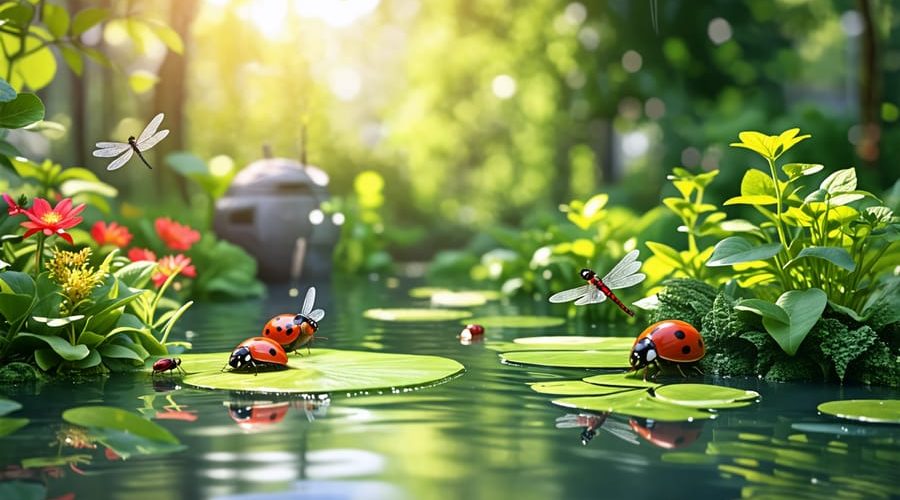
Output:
[239,0,289,39]
[329,67,362,101]
[492,75,517,99]
[209,155,234,177]
[295,0,381,28]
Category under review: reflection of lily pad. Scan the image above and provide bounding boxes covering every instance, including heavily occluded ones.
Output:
[501,350,628,368]
[179,348,465,394]
[62,406,180,444]
[582,372,660,388]
[0,417,29,437]
[553,392,715,421]
[528,380,637,396]
[0,398,22,416]
[653,384,760,408]
[363,308,473,322]
[465,316,565,328]
[816,400,900,424]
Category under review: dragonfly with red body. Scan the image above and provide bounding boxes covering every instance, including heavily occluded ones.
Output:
[548,249,646,317]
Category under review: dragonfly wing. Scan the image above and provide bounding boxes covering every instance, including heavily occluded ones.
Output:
[574,287,606,306]
[606,272,646,290]
[301,287,317,315]
[308,309,325,322]
[136,129,169,151]
[601,420,641,445]
[602,250,643,283]
[106,149,134,171]
[137,113,164,143]
[549,284,591,304]
[92,143,130,157]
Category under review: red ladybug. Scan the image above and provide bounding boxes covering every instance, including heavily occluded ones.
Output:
[262,287,326,354]
[629,319,705,379]
[628,418,703,449]
[152,357,184,376]
[226,401,290,431]
[458,324,485,341]
[226,337,288,374]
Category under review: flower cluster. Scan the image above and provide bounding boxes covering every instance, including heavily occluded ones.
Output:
[46,248,106,313]
[91,221,133,248]
[128,247,196,288]
[4,195,85,245]
[155,217,200,251]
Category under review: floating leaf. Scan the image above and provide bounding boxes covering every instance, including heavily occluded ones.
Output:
[553,392,715,421]
[528,380,637,396]
[582,371,661,388]
[487,336,634,352]
[816,400,900,424]
[500,350,628,368]
[465,316,565,328]
[0,417,29,437]
[62,406,179,444]
[0,398,22,416]
[430,291,487,307]
[178,349,464,394]
[409,287,451,298]
[362,308,472,322]
[652,384,760,409]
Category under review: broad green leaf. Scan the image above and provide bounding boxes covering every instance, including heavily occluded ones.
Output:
[782,163,824,178]
[757,289,827,356]
[59,45,84,75]
[1,4,34,28]
[76,331,105,349]
[62,406,179,444]
[741,168,777,197]
[820,168,857,194]
[43,3,70,38]
[723,195,778,206]
[71,348,101,369]
[582,371,661,388]
[784,247,855,272]
[128,70,159,94]
[0,417,28,437]
[465,316,564,328]
[99,344,144,361]
[775,128,811,156]
[16,333,89,361]
[0,293,34,327]
[828,192,866,206]
[731,131,777,159]
[0,93,45,128]
[72,7,108,36]
[59,178,118,198]
[34,348,60,370]
[652,384,760,408]
[362,308,472,322]
[735,299,790,324]
[553,392,715,421]
[0,398,22,416]
[528,380,637,396]
[663,197,693,216]
[646,241,683,268]
[706,237,782,266]
[500,350,628,368]
[114,261,157,289]
[816,399,900,424]
[1,28,57,90]
[143,19,184,54]
[179,349,464,394]
[0,77,15,102]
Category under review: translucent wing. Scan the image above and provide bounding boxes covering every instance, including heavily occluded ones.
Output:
[106,148,134,171]
[301,287,316,315]
[137,113,164,144]
[602,250,646,289]
[601,420,640,445]
[574,287,606,305]
[548,284,591,304]
[92,142,130,157]
[605,272,646,290]
[136,129,169,151]
[307,309,325,322]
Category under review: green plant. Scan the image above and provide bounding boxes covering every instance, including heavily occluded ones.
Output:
[165,152,236,226]
[323,170,393,274]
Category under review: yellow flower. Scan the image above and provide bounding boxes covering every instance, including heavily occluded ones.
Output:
[47,248,106,313]
[730,128,811,161]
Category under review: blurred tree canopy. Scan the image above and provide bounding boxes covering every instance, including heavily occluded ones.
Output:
[27,0,900,256]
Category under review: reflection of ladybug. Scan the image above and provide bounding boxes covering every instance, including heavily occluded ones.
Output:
[226,337,288,373]
[262,287,326,354]
[226,401,290,431]
[630,320,705,379]
[628,418,703,449]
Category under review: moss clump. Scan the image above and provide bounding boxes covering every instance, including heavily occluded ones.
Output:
[650,278,718,328]
[0,362,45,384]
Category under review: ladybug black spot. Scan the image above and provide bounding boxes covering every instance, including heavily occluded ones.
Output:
[270,413,277,420]
[286,327,293,336]
[276,326,283,332]
[674,330,686,340]
[682,345,691,354]
[264,329,270,335]
[269,348,276,356]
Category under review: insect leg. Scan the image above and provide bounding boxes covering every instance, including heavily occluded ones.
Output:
[676,363,687,378]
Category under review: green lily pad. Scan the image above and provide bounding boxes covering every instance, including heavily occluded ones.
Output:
[466,315,565,328]
[500,350,628,368]
[62,406,179,444]
[582,371,661,388]
[363,308,473,322]
[553,391,715,421]
[486,336,633,353]
[816,400,900,424]
[409,287,451,298]
[178,348,465,395]
[0,417,29,437]
[0,398,22,416]
[528,380,638,396]
[653,384,760,409]
[430,291,488,307]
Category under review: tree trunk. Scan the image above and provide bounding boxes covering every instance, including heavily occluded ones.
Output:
[857,0,880,166]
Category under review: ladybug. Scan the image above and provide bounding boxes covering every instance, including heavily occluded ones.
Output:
[629,319,705,380]
[458,324,485,341]
[226,337,288,374]
[226,401,290,431]
[262,287,326,354]
[152,357,184,376]
[628,418,704,449]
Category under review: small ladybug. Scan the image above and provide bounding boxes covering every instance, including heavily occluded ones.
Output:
[458,324,485,341]
[152,357,184,376]
[262,287,326,354]
[629,319,705,380]
[225,337,288,374]
[226,401,290,431]
[628,418,704,449]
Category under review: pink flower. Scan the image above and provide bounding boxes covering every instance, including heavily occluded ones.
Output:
[152,254,196,288]
[155,218,200,251]
[91,221,133,248]
[2,193,25,216]
[21,197,85,245]
[128,247,157,262]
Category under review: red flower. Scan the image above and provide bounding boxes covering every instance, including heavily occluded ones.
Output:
[152,254,196,288]
[155,218,200,251]
[21,198,85,245]
[128,247,157,262]
[2,193,25,216]
[91,221,133,248]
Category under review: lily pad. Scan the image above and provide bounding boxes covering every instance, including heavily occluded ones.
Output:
[430,291,488,307]
[582,371,661,388]
[409,287,451,298]
[178,348,464,394]
[500,350,628,368]
[363,308,472,322]
[653,384,760,409]
[465,316,565,328]
[553,392,715,421]
[528,380,638,396]
[0,417,29,437]
[487,336,633,353]
[0,398,22,416]
[816,400,900,424]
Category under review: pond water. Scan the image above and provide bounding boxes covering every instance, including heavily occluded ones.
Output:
[1,281,898,500]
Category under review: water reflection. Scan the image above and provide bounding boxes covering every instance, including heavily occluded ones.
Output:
[628,418,704,449]
[556,413,639,446]
[225,401,291,431]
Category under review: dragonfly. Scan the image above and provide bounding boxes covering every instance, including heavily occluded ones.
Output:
[92,113,169,171]
[548,249,646,317]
